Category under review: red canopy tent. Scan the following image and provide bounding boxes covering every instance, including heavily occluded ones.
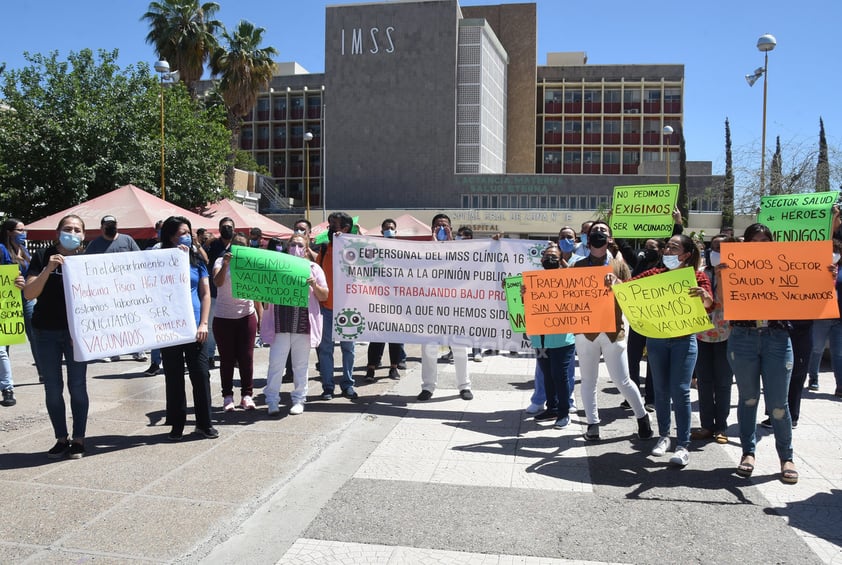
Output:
[26,185,216,241]
[201,198,293,240]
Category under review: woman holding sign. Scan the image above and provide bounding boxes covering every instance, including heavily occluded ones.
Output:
[24,214,89,459]
[726,223,797,484]
[609,234,713,467]
[159,216,217,441]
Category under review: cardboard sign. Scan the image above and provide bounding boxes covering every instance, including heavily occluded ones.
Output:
[229,246,311,307]
[757,191,836,242]
[62,249,197,361]
[610,184,678,238]
[522,266,616,335]
[0,264,26,345]
[504,275,525,333]
[613,267,713,338]
[719,240,839,320]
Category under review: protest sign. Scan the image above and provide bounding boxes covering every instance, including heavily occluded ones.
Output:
[229,246,310,307]
[757,191,836,242]
[613,267,713,338]
[0,264,25,345]
[610,184,678,238]
[522,266,615,335]
[504,275,525,333]
[62,248,197,361]
[332,234,548,351]
[720,240,839,320]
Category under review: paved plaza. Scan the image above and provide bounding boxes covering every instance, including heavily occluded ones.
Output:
[1,340,841,564]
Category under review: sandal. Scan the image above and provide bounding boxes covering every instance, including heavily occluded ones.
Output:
[736,454,755,477]
[714,432,728,444]
[781,460,799,484]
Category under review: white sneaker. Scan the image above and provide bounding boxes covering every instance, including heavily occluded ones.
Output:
[525,402,544,414]
[670,446,690,467]
[223,395,235,412]
[289,402,304,415]
[651,436,670,457]
[568,403,578,414]
[267,400,280,416]
[133,351,148,362]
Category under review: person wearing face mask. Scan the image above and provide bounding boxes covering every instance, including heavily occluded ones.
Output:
[316,211,359,400]
[608,234,713,467]
[85,215,145,363]
[692,234,736,444]
[808,238,842,393]
[249,227,263,248]
[292,218,319,262]
[24,215,90,459]
[1,217,38,401]
[526,243,575,429]
[571,221,652,441]
[212,234,262,412]
[206,217,236,370]
[262,234,328,415]
[366,219,406,382]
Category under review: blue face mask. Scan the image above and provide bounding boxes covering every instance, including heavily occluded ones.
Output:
[580,233,588,247]
[558,238,575,253]
[662,254,682,270]
[178,234,192,248]
[59,231,82,251]
[435,226,448,241]
[383,229,396,238]
[14,231,27,246]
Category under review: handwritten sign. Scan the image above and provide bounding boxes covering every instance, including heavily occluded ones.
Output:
[229,246,311,307]
[720,240,839,320]
[613,267,713,338]
[610,184,678,238]
[0,264,26,345]
[758,191,836,242]
[333,235,548,351]
[62,249,197,361]
[522,266,615,335]
[504,275,525,332]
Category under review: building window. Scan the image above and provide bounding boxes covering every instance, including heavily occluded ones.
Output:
[564,91,582,103]
[558,195,567,208]
[462,195,471,207]
[564,121,582,133]
[604,151,620,164]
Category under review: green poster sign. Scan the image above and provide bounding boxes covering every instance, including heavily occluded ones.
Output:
[504,275,525,332]
[0,264,25,345]
[758,191,837,241]
[609,184,678,238]
[229,246,311,307]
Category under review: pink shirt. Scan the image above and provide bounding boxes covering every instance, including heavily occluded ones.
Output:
[213,257,256,320]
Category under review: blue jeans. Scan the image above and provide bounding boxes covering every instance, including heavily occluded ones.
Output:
[0,346,11,390]
[809,318,842,389]
[646,336,696,448]
[317,306,355,393]
[36,328,89,439]
[530,361,546,406]
[695,340,732,432]
[727,326,794,461]
[535,345,574,414]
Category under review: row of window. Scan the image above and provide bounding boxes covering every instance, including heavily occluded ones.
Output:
[245,95,323,122]
[542,87,681,104]
[240,124,322,150]
[460,193,722,212]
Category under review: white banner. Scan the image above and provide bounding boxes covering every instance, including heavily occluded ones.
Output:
[62,248,197,361]
[332,235,548,350]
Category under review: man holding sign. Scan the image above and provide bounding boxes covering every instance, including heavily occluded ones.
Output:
[572,221,652,442]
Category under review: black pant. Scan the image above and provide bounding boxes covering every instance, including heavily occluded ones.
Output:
[367,342,405,367]
[627,328,654,404]
[787,321,813,424]
[162,341,212,432]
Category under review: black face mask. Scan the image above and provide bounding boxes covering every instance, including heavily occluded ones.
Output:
[642,248,659,263]
[541,256,560,269]
[220,225,234,240]
[103,225,117,238]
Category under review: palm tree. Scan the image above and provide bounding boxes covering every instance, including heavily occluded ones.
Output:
[210,20,277,187]
[142,0,221,94]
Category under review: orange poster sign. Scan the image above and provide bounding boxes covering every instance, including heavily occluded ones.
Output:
[720,240,840,320]
[522,266,616,335]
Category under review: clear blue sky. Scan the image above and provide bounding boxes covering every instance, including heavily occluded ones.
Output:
[1,0,839,177]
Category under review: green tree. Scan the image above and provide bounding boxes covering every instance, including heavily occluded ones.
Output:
[142,0,222,95]
[721,118,735,229]
[816,117,830,192]
[0,49,230,221]
[210,20,277,187]
[769,136,783,195]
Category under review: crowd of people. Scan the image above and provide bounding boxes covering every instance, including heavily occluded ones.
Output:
[3,208,841,486]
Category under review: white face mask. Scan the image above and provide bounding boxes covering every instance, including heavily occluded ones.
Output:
[833,252,841,265]
[709,250,721,267]
[662,254,682,270]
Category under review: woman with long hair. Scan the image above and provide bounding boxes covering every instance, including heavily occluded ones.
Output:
[24,215,89,458]
[158,216,216,441]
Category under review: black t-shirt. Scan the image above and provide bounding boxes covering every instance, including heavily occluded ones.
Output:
[206,238,230,298]
[27,246,70,330]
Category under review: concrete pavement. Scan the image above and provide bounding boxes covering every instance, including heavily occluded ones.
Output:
[1,340,841,564]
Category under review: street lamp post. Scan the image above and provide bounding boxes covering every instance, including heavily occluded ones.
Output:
[154,60,179,201]
[304,131,314,222]
[663,125,674,184]
[745,34,777,195]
